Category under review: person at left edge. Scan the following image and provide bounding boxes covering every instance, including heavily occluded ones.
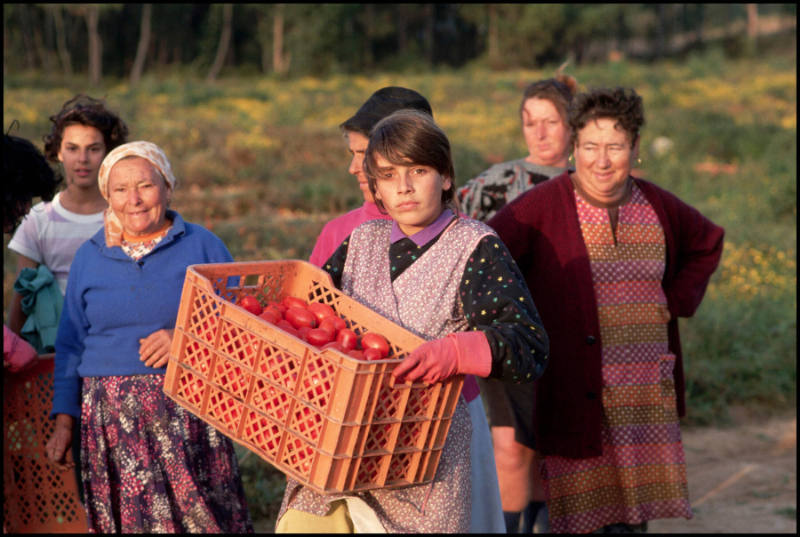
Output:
[4,132,62,373]
[45,141,253,533]
[7,95,130,504]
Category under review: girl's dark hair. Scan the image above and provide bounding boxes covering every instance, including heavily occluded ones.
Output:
[519,71,579,124]
[43,94,129,161]
[341,86,433,137]
[568,87,645,147]
[4,133,62,232]
[363,109,456,214]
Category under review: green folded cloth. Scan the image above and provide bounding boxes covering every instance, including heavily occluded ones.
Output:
[13,265,63,354]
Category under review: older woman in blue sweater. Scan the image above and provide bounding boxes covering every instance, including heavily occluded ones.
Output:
[45,141,252,533]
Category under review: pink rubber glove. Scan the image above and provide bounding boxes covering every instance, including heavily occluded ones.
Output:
[392,331,492,384]
[4,325,38,373]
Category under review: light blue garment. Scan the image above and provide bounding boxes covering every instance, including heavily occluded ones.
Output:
[467,395,506,533]
[14,264,63,354]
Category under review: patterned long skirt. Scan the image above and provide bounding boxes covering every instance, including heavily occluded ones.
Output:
[80,375,253,533]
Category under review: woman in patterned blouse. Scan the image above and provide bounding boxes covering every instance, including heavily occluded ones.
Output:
[276,109,549,533]
[457,70,578,223]
[489,88,724,533]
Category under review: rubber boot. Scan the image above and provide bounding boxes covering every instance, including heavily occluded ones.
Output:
[522,501,546,533]
[503,510,522,533]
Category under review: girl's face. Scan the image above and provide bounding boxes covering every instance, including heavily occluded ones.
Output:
[57,124,107,191]
[372,152,452,236]
[107,157,171,237]
[521,97,570,168]
[572,117,637,205]
[345,131,373,203]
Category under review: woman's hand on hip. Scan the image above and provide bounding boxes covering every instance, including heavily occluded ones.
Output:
[139,328,175,369]
[45,413,75,471]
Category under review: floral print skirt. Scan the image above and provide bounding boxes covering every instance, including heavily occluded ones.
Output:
[80,374,253,533]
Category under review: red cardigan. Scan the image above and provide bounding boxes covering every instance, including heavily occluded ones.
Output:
[488,172,724,458]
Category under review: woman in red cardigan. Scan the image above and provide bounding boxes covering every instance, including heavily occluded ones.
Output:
[488,87,724,533]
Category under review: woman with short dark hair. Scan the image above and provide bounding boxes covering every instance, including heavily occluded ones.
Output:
[489,87,724,533]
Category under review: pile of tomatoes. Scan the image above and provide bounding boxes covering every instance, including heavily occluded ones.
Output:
[219,294,398,475]
[238,295,391,361]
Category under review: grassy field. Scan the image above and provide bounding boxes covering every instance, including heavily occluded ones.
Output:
[3,47,796,529]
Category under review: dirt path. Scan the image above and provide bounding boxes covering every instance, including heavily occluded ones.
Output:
[253,413,796,533]
[649,412,796,534]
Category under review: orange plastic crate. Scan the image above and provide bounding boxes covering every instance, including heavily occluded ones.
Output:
[163,260,464,494]
[4,358,87,533]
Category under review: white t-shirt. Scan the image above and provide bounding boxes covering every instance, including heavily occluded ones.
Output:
[8,192,105,295]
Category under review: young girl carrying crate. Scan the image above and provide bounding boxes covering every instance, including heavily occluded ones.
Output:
[276,109,550,533]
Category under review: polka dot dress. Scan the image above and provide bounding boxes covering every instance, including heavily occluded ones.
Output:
[324,223,548,383]
[542,184,693,533]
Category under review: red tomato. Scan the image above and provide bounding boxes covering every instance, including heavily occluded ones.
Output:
[285,306,317,330]
[317,317,338,337]
[347,349,364,360]
[259,309,281,324]
[264,304,284,320]
[282,296,308,310]
[268,301,287,315]
[361,333,390,358]
[220,331,246,361]
[238,295,263,315]
[220,402,240,431]
[335,329,358,351]
[297,326,312,341]
[201,318,218,343]
[277,319,300,338]
[186,341,211,373]
[231,364,247,392]
[300,407,320,441]
[363,347,383,361]
[257,348,274,377]
[321,341,346,354]
[307,302,336,323]
[306,328,334,347]
[325,316,346,332]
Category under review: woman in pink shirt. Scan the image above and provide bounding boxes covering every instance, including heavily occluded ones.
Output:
[308,87,433,267]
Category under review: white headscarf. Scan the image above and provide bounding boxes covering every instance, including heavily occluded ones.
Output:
[97,141,177,246]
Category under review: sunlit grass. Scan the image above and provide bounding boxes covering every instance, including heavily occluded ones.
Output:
[3,50,796,529]
[4,52,795,419]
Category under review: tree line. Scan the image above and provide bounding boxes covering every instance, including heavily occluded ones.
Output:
[3,4,796,84]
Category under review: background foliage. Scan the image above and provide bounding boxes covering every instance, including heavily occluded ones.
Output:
[3,4,796,531]
[3,4,797,79]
